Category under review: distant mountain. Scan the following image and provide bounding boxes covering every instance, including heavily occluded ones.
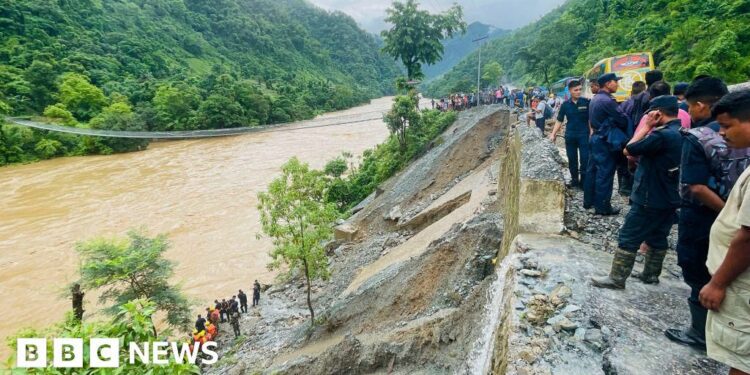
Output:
[423,22,509,81]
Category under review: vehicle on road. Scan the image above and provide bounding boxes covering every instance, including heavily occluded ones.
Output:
[551,77,580,101]
[583,52,655,102]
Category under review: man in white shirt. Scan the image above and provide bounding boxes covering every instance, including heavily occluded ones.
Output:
[701,90,750,375]
[534,96,548,135]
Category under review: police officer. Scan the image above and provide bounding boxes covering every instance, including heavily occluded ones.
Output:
[585,73,629,215]
[549,79,590,188]
[591,96,683,289]
[665,77,735,350]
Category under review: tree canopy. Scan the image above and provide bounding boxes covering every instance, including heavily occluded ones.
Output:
[381,0,466,81]
[76,229,192,330]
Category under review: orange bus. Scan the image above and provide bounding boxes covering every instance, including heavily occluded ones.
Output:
[583,52,655,102]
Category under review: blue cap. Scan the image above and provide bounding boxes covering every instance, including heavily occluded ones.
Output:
[646,95,679,113]
[597,73,622,87]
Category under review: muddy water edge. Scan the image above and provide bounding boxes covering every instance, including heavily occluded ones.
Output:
[0,97,410,355]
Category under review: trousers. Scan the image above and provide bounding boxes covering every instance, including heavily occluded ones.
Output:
[584,135,617,212]
[618,203,676,251]
[565,133,590,185]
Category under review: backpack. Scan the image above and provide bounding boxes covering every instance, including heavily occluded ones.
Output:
[543,103,554,120]
[680,126,750,202]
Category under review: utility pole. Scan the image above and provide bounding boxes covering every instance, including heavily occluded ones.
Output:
[473,35,489,106]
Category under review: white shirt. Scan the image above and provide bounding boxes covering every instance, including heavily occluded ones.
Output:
[708,166,750,289]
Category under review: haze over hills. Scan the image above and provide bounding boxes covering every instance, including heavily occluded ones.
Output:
[426,0,750,96]
[423,21,509,81]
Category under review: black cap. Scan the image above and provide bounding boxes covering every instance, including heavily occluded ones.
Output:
[646,95,679,113]
[597,73,621,87]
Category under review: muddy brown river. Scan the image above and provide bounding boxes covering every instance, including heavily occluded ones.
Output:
[0,97,404,353]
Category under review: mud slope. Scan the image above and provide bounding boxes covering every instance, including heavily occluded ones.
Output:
[205,106,511,375]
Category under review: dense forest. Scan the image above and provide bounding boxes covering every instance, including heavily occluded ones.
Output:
[425,0,750,96]
[0,0,401,165]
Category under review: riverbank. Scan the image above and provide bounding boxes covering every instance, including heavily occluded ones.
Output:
[0,97,410,357]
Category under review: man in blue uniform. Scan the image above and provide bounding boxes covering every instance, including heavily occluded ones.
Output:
[591,96,684,289]
[550,79,590,188]
[584,73,629,215]
[665,77,744,350]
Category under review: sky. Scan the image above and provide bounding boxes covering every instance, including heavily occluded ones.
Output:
[307,0,567,33]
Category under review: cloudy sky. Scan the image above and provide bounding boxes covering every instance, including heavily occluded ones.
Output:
[307,0,567,33]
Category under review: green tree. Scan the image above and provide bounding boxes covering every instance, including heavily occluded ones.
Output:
[482,61,503,87]
[43,103,77,126]
[152,84,201,131]
[381,0,467,80]
[56,73,108,121]
[324,157,348,178]
[4,300,200,373]
[76,229,192,330]
[383,92,421,150]
[34,138,63,159]
[197,94,245,129]
[24,60,57,111]
[257,158,339,326]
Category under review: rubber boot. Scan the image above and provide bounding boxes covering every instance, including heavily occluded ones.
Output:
[631,248,668,284]
[591,249,637,289]
[665,299,707,350]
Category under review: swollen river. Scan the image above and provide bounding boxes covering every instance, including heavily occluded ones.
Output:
[0,97,400,351]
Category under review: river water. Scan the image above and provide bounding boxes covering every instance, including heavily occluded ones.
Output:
[0,97,401,351]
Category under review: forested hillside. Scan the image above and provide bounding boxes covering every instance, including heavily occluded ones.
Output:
[0,0,401,164]
[422,21,507,80]
[426,0,750,96]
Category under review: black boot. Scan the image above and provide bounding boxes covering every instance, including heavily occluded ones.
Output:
[665,299,707,350]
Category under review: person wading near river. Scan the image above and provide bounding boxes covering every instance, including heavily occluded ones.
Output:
[591,96,683,289]
[585,73,629,215]
[666,77,740,351]
[699,90,750,375]
[550,79,591,189]
[238,289,248,313]
[253,280,261,307]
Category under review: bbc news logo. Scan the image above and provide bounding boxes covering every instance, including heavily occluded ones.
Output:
[16,338,219,368]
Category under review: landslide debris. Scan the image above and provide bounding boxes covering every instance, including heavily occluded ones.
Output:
[205,105,510,375]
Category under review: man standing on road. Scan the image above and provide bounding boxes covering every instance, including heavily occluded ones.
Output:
[585,73,630,215]
[534,95,548,135]
[591,96,683,289]
[700,90,750,375]
[550,80,591,189]
[665,77,740,351]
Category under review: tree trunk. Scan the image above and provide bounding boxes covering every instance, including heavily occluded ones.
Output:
[71,283,85,322]
[303,258,315,326]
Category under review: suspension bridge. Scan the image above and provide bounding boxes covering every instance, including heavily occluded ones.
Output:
[2,110,388,139]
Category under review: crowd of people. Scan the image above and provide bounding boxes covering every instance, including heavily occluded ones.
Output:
[189,280,262,351]
[549,70,750,375]
[431,86,534,112]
